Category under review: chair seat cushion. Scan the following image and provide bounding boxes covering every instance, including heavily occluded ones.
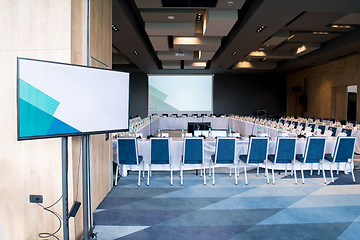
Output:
[268,154,275,163]
[324,154,333,162]
[239,155,247,162]
[296,154,305,163]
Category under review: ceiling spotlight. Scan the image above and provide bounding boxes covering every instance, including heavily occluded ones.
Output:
[112,24,119,31]
[232,51,237,56]
[196,13,202,22]
[133,50,139,55]
[331,24,351,29]
[168,15,175,20]
[313,31,329,35]
[287,34,295,40]
[256,25,266,33]
[227,1,234,6]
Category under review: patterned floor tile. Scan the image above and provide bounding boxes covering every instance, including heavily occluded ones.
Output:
[289,194,360,208]
[157,209,283,226]
[202,196,305,210]
[231,223,351,240]
[94,225,149,240]
[258,206,360,225]
[116,197,226,210]
[116,225,251,240]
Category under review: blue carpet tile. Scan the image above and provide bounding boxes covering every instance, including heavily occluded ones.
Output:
[94,169,360,239]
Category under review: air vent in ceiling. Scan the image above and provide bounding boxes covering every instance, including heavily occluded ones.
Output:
[161,0,218,8]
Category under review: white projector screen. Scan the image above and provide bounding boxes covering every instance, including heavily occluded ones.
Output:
[148,75,213,114]
[17,58,129,140]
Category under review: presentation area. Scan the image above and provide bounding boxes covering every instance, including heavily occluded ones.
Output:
[17,58,129,140]
[148,75,213,114]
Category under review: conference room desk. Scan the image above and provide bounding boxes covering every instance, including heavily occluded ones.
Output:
[116,137,345,177]
[157,116,230,130]
[229,118,297,139]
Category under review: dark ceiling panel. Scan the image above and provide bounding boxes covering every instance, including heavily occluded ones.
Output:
[161,0,218,7]
[287,12,347,29]
[273,43,302,52]
[287,32,340,43]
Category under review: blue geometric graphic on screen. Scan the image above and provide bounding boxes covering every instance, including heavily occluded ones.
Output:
[19,79,59,115]
[46,116,81,135]
[149,85,178,111]
[19,98,81,137]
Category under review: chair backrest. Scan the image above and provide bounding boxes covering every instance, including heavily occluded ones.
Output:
[340,120,347,125]
[342,128,352,137]
[214,137,236,164]
[274,137,296,164]
[332,137,356,163]
[183,137,204,165]
[328,126,337,137]
[300,122,306,130]
[247,137,269,164]
[303,137,326,163]
[293,121,298,128]
[318,125,326,134]
[308,124,315,132]
[150,138,170,164]
[117,138,139,165]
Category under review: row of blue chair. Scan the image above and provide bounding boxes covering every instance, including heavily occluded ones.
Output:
[116,136,356,186]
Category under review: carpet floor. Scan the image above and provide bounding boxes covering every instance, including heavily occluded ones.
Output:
[94,167,360,240]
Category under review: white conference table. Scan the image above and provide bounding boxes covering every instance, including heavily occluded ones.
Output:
[116,137,343,177]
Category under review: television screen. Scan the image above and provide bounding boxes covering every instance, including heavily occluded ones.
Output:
[148,74,213,114]
[17,58,129,140]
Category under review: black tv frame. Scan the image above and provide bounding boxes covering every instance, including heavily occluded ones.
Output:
[17,57,130,140]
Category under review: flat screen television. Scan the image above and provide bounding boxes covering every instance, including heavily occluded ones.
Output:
[17,58,129,140]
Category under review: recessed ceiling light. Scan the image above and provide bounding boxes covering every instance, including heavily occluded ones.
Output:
[168,15,175,20]
[196,14,202,22]
[133,50,139,55]
[112,24,119,31]
[296,45,307,54]
[331,24,351,29]
[192,62,207,67]
[258,47,265,50]
[227,1,234,6]
[232,51,237,56]
[287,34,295,40]
[313,31,329,35]
[256,26,266,33]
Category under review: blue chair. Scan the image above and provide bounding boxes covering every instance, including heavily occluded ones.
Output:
[239,137,269,185]
[267,137,297,184]
[292,121,299,128]
[150,138,172,186]
[324,137,356,182]
[181,137,205,185]
[210,137,237,185]
[328,126,337,137]
[342,128,352,137]
[308,124,315,132]
[300,122,306,130]
[318,125,326,134]
[340,120,347,125]
[117,138,144,186]
[295,137,326,184]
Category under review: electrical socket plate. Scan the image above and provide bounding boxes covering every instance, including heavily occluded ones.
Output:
[29,195,43,203]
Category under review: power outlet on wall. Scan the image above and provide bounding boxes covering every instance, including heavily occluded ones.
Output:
[29,195,43,203]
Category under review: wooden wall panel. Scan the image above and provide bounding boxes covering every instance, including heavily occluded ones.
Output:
[0,0,72,239]
[287,54,360,121]
[89,0,113,211]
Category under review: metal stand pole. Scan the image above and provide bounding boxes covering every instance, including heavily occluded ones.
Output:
[62,137,69,240]
[82,135,89,240]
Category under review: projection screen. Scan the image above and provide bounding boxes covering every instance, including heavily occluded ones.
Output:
[148,75,213,114]
[17,58,129,140]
